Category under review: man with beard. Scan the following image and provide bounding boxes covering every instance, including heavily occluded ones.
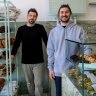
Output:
[47,4,91,96]
[11,8,48,96]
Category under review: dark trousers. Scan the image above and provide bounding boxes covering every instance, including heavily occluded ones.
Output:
[55,76,61,96]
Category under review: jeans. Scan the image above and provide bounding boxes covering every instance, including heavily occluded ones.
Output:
[22,63,43,96]
[55,76,61,96]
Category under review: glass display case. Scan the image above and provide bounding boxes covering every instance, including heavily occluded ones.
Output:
[62,38,96,96]
[0,0,19,96]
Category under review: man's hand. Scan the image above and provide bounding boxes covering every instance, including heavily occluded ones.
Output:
[49,71,55,80]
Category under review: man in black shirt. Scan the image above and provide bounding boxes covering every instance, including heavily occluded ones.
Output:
[11,8,48,96]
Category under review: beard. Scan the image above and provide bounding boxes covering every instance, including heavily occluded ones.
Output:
[28,19,36,25]
[60,16,70,23]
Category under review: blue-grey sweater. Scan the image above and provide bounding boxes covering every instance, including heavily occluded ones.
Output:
[47,22,91,76]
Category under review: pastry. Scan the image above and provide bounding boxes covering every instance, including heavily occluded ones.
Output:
[1,39,5,48]
[0,40,4,48]
[0,64,5,69]
[80,54,96,63]
[70,55,80,62]
[87,86,96,95]
[0,78,5,90]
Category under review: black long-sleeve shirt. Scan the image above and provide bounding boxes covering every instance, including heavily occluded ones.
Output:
[11,24,48,64]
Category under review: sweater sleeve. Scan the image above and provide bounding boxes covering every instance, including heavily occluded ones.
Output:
[11,27,22,56]
[41,25,48,47]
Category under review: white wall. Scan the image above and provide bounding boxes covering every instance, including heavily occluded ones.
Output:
[10,0,96,21]
[10,0,49,22]
[78,0,96,20]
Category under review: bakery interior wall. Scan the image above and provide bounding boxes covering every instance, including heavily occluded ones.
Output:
[10,0,96,21]
[8,0,96,95]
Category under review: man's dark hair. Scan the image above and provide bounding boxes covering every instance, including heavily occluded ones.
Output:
[28,8,38,17]
[58,4,72,17]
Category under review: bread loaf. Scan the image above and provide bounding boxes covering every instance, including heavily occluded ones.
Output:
[1,39,5,47]
[0,78,5,90]
[0,39,5,48]
[0,37,15,48]
[0,41,3,48]
[80,54,96,63]
[0,64,5,69]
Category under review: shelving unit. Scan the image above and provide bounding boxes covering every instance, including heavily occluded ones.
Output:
[0,0,19,96]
